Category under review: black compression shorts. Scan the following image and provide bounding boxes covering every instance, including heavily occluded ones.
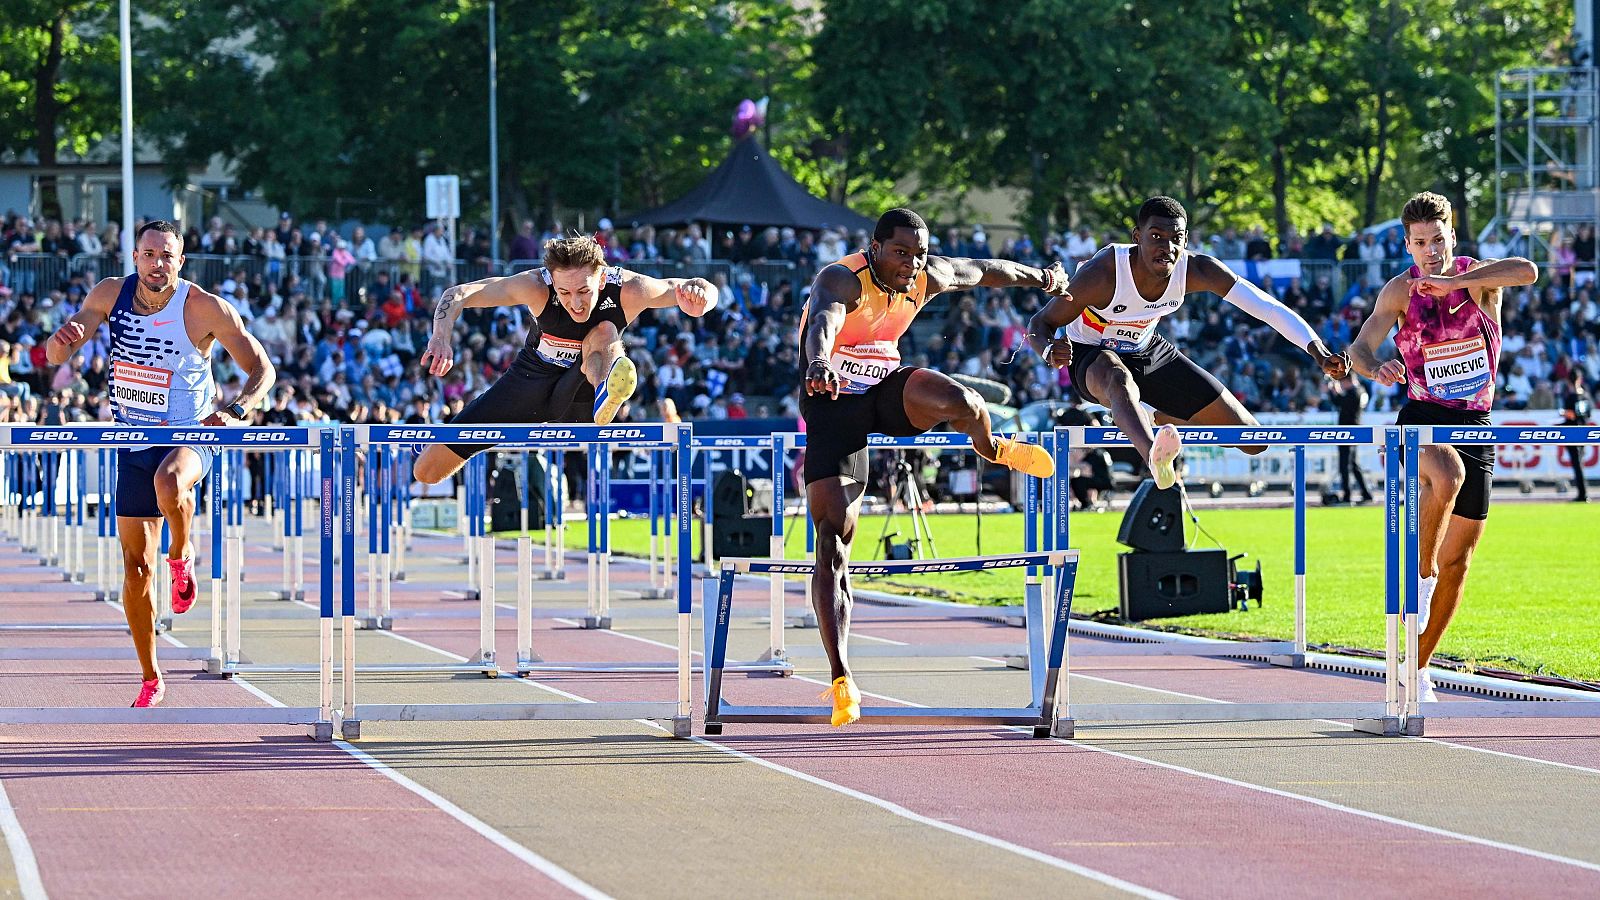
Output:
[798,366,923,485]
[1395,400,1495,520]
[443,364,592,460]
[1068,335,1228,420]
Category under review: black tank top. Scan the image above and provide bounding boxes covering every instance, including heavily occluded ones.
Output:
[514,266,630,375]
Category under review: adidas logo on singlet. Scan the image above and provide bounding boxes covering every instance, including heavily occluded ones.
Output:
[597,299,616,310]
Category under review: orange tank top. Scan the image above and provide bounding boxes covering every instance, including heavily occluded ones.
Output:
[801,250,932,394]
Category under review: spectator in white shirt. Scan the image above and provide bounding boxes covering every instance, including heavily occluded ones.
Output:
[1064,226,1098,273]
[1478,230,1509,260]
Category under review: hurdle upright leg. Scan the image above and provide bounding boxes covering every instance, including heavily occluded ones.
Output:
[1271,445,1309,668]
[210,453,228,673]
[764,434,788,663]
[379,445,393,627]
[365,443,380,627]
[1357,428,1405,737]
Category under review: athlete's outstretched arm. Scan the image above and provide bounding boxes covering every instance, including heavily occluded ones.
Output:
[422,271,547,376]
[1348,275,1411,387]
[1024,250,1115,369]
[1188,254,1350,379]
[194,290,277,422]
[924,255,1070,296]
[619,271,718,320]
[801,265,864,400]
[45,276,120,365]
[1409,256,1537,300]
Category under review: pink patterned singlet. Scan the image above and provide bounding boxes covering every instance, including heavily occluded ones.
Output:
[1392,256,1500,412]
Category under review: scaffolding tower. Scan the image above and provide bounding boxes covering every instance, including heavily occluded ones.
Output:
[1493,66,1600,265]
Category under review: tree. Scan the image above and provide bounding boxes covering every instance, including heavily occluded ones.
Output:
[0,1,121,220]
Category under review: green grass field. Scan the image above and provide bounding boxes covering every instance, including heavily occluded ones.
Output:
[499,503,1600,683]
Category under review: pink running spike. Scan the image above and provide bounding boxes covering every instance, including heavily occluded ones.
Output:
[131,677,165,708]
[169,557,197,614]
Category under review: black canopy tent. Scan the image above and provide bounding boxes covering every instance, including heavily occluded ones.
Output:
[624,137,874,233]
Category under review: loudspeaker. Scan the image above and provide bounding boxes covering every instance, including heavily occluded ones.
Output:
[1116,479,1185,552]
[713,470,774,518]
[1118,549,1230,620]
[712,515,772,559]
[488,455,546,532]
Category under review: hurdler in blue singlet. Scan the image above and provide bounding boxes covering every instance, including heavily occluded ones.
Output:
[108,276,217,517]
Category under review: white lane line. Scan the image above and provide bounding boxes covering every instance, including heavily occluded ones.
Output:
[393,613,1168,897]
[0,777,48,900]
[1050,665,1600,778]
[222,677,609,899]
[589,618,1600,875]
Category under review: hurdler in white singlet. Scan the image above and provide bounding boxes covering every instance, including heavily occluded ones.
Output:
[1063,245,1190,353]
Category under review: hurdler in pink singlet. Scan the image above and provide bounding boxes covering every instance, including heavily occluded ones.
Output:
[1392,256,1500,412]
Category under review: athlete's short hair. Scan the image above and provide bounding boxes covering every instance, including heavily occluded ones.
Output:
[873,208,928,243]
[1135,196,1187,228]
[1401,191,1452,230]
[136,220,182,244]
[542,235,605,271]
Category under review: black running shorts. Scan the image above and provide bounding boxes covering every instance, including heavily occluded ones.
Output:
[443,365,593,460]
[1395,400,1495,521]
[799,366,923,485]
[1068,335,1228,421]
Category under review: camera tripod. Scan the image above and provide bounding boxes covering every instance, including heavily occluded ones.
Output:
[878,452,939,560]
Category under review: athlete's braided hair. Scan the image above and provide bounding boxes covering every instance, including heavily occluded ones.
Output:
[1135,196,1187,228]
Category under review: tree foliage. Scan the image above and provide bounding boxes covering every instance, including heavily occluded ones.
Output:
[0,0,1576,241]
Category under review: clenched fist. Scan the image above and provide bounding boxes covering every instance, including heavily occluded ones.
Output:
[675,279,718,317]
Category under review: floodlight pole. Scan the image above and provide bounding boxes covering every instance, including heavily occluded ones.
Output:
[120,0,135,272]
[489,0,500,263]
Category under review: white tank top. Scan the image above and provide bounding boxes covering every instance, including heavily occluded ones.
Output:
[1063,244,1190,353]
[108,277,215,426]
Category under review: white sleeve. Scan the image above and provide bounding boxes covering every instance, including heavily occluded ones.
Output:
[1222,279,1320,351]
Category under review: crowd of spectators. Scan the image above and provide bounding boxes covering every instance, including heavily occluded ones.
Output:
[1,209,1596,432]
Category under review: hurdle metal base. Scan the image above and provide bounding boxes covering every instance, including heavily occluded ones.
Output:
[516,661,793,676]
[1068,701,1393,724]
[308,720,335,742]
[1353,717,1405,736]
[782,643,1028,660]
[581,615,612,630]
[223,663,500,677]
[708,704,1051,732]
[786,612,818,628]
[0,646,212,661]
[0,706,329,727]
[272,589,306,602]
[352,701,682,724]
[340,717,362,740]
[1051,717,1075,738]
[1268,653,1307,668]
[637,588,672,599]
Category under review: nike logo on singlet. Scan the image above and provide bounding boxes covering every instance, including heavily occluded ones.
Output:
[1448,300,1470,315]
[153,319,176,327]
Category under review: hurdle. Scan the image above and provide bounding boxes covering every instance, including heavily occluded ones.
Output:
[703,550,1079,735]
[1391,425,1600,732]
[744,431,1062,668]
[0,424,337,739]
[1020,426,1405,735]
[0,441,211,663]
[337,422,695,737]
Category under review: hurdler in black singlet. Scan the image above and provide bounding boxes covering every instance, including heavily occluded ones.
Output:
[514,266,631,376]
[443,266,633,460]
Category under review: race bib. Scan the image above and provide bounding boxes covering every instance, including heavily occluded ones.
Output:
[111,360,173,416]
[534,334,582,368]
[1097,320,1156,353]
[1421,336,1492,400]
[830,341,901,394]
